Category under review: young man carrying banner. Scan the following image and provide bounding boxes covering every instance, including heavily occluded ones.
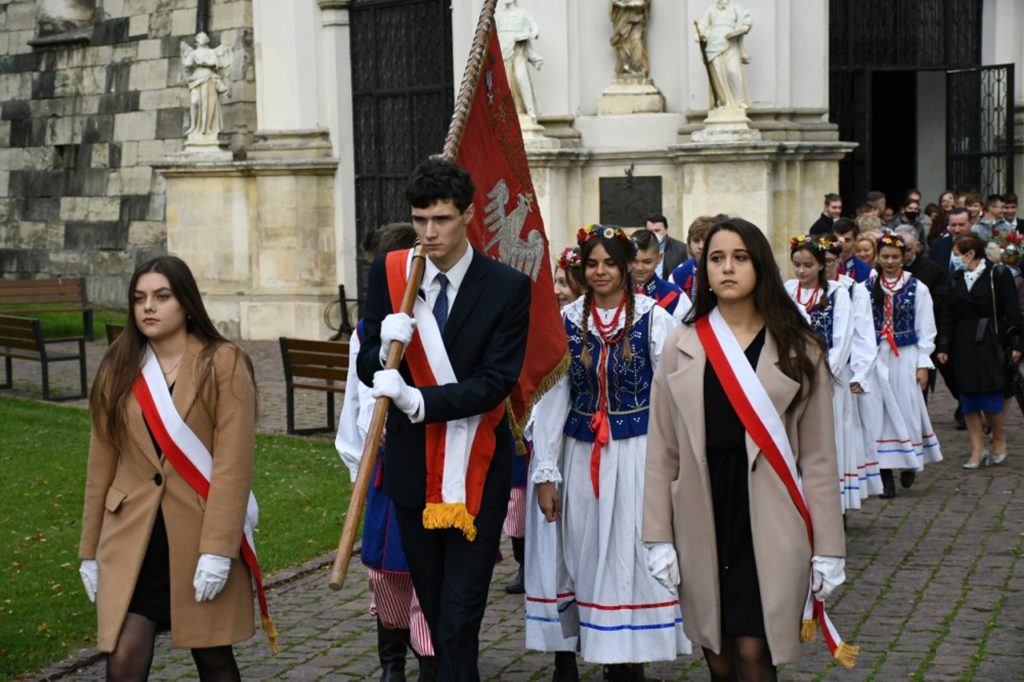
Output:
[358,157,531,681]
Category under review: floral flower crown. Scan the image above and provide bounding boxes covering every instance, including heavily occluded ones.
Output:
[577,223,631,248]
[821,238,843,256]
[789,234,828,253]
[877,232,906,251]
[555,246,581,270]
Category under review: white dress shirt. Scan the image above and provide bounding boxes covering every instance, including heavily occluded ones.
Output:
[422,242,474,315]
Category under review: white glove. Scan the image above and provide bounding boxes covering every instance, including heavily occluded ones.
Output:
[372,369,423,421]
[378,313,417,365]
[811,555,845,601]
[645,542,680,594]
[193,553,232,603]
[79,559,98,603]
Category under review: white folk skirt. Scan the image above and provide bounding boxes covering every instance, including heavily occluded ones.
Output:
[556,434,691,664]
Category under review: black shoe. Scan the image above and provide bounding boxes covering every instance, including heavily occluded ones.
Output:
[954,406,966,430]
[376,618,408,682]
[506,536,525,594]
[603,664,644,682]
[415,655,437,682]
[880,470,895,499]
[899,470,916,489]
[552,651,580,682]
[505,563,525,594]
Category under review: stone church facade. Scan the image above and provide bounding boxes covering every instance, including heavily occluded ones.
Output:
[1,0,1022,339]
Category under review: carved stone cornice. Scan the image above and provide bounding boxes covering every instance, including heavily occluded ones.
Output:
[317,0,351,10]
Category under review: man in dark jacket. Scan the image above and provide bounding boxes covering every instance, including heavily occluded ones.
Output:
[644,213,688,279]
[810,193,843,236]
[358,158,531,680]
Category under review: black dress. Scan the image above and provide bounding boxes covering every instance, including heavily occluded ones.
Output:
[704,327,766,638]
[127,384,173,628]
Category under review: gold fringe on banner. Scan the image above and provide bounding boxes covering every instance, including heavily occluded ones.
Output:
[507,352,570,454]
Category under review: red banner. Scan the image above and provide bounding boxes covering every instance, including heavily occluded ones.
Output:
[452,25,568,440]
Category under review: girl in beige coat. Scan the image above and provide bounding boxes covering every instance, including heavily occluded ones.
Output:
[79,256,258,681]
[643,219,847,680]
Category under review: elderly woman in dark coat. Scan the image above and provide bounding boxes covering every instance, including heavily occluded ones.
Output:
[936,233,1023,469]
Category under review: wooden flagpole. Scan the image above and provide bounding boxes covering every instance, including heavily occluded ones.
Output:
[443,0,499,158]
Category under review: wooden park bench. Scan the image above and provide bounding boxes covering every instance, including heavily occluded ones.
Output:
[279,336,349,435]
[106,323,125,344]
[0,277,95,341]
[0,314,87,401]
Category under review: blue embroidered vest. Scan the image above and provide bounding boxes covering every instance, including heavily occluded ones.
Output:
[808,291,836,350]
[564,308,654,442]
[873,277,918,347]
[640,276,683,316]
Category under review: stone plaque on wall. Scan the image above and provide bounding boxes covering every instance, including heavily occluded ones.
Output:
[599,176,662,228]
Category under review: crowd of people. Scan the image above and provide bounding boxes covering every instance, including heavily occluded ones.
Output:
[76,158,1021,682]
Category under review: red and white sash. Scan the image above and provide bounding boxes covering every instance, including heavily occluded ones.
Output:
[385,249,505,542]
[131,348,278,651]
[696,308,858,668]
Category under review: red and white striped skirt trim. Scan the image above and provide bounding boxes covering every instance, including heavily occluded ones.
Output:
[503,486,527,538]
[367,568,434,656]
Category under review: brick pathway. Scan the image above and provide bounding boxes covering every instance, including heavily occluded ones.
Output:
[10,341,1024,680]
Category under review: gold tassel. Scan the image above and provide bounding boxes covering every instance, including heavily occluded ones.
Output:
[507,352,570,454]
[262,615,280,653]
[800,619,817,642]
[422,502,478,541]
[833,641,860,669]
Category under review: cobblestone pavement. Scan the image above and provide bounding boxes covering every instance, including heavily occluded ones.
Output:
[10,341,1024,680]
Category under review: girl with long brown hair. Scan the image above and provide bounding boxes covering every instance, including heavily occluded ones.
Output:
[644,219,851,681]
[79,255,261,681]
[531,225,689,680]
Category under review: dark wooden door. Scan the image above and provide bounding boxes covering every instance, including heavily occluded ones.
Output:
[349,0,454,300]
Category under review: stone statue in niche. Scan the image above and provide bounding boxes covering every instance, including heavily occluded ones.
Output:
[609,0,650,80]
[181,32,233,145]
[696,0,753,113]
[597,0,663,115]
[496,0,544,121]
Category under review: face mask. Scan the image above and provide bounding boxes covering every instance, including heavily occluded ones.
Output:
[949,254,967,271]
[903,211,919,222]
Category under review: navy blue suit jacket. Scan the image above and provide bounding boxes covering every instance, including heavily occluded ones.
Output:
[357,248,531,510]
[930,234,954,272]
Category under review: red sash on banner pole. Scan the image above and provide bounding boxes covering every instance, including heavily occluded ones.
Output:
[131,349,278,652]
[695,310,858,669]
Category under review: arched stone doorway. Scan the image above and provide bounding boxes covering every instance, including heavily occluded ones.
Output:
[829,0,1014,207]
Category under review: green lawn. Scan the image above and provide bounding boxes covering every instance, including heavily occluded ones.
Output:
[0,397,350,679]
[0,304,126,340]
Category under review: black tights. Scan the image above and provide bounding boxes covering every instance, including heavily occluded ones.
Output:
[703,636,776,682]
[107,612,241,682]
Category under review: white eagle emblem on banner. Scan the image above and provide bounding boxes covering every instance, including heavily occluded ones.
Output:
[483,179,544,282]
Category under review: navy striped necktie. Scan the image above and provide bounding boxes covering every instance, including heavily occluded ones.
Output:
[433,273,449,333]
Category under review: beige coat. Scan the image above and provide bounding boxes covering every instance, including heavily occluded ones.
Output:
[79,336,257,651]
[643,323,845,665]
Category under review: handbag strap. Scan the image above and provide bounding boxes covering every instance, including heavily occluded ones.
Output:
[991,264,1002,339]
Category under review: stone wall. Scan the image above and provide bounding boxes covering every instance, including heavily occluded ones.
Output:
[0,0,255,305]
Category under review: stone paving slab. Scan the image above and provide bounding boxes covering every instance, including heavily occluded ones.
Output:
[9,341,1024,680]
